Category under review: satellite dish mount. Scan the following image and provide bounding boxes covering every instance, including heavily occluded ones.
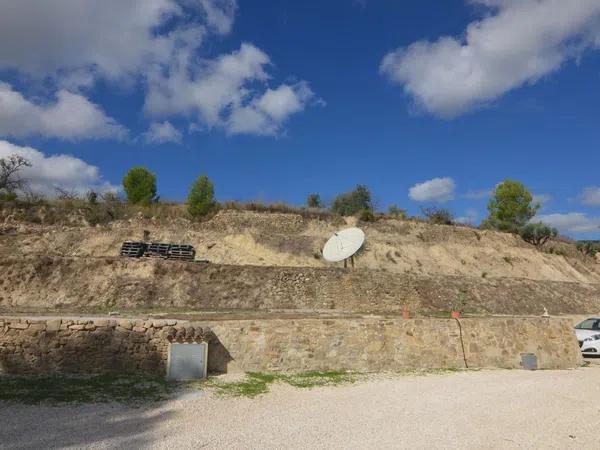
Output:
[322,228,365,268]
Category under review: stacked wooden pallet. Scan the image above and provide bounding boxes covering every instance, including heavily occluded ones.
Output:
[144,242,171,258]
[119,241,197,261]
[119,241,147,258]
[168,244,196,261]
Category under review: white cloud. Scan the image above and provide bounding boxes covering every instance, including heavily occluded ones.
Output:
[580,186,600,207]
[0,0,235,82]
[537,212,600,234]
[380,0,600,117]
[145,44,319,135]
[198,0,237,34]
[0,140,118,196]
[143,121,182,144]
[227,82,316,135]
[0,82,126,140]
[456,208,479,224]
[409,177,456,203]
[463,189,492,200]
[0,0,316,139]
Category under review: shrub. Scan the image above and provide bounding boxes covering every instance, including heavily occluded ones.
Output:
[331,185,372,216]
[122,167,157,205]
[421,207,454,225]
[519,222,557,248]
[0,154,31,196]
[576,241,600,259]
[307,194,322,208]
[0,191,17,202]
[483,180,538,233]
[86,190,98,205]
[388,205,407,219]
[187,174,215,217]
[358,209,376,222]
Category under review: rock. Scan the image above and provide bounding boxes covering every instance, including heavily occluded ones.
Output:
[68,325,85,331]
[46,319,61,332]
[118,320,133,330]
[27,323,46,332]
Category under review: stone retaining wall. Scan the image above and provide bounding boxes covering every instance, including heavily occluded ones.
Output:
[0,316,582,376]
[206,317,583,373]
[0,318,208,376]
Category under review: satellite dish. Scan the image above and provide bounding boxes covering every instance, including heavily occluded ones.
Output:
[323,227,365,263]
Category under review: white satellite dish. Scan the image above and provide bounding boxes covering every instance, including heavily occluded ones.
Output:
[323,227,365,266]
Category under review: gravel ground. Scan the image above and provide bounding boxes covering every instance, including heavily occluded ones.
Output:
[1,366,599,450]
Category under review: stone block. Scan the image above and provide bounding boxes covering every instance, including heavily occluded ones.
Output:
[68,325,85,331]
[46,320,61,332]
[118,320,133,330]
[9,322,29,330]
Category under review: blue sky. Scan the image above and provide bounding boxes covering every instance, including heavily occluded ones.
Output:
[0,0,599,238]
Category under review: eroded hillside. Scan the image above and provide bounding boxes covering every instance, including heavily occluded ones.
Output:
[1,209,599,283]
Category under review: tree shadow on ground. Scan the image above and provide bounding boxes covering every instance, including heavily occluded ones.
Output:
[0,400,177,449]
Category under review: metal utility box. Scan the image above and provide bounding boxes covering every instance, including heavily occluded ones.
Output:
[167,343,208,380]
[520,353,538,370]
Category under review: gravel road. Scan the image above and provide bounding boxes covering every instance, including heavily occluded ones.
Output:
[1,366,599,449]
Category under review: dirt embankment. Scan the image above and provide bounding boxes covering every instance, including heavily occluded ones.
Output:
[1,209,599,283]
[2,256,599,315]
[1,208,599,315]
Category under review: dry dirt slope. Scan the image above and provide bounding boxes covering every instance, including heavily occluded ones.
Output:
[1,209,599,283]
[1,209,599,315]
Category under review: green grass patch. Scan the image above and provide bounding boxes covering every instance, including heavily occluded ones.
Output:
[278,370,358,388]
[0,374,174,406]
[204,370,360,398]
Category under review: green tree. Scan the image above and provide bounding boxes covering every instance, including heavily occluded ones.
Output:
[576,241,600,259]
[187,174,215,217]
[483,180,538,232]
[307,193,322,208]
[331,184,372,216]
[519,222,557,248]
[388,205,407,219]
[421,206,454,225]
[122,167,157,205]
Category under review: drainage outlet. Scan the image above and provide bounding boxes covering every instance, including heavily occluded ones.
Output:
[167,343,208,380]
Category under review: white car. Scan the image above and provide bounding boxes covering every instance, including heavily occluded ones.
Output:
[575,317,600,356]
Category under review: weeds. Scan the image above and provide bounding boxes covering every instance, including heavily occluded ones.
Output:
[0,374,173,405]
[204,371,360,398]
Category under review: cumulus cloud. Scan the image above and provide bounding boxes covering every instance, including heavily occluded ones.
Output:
[0,1,315,139]
[227,82,317,135]
[145,44,319,135]
[198,0,237,34]
[143,121,183,144]
[380,0,600,117]
[0,0,232,81]
[409,177,456,203]
[0,140,118,196]
[0,82,126,140]
[580,186,600,207]
[537,212,600,235]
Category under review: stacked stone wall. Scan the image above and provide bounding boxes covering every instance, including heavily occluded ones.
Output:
[0,318,208,376]
[0,316,582,376]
